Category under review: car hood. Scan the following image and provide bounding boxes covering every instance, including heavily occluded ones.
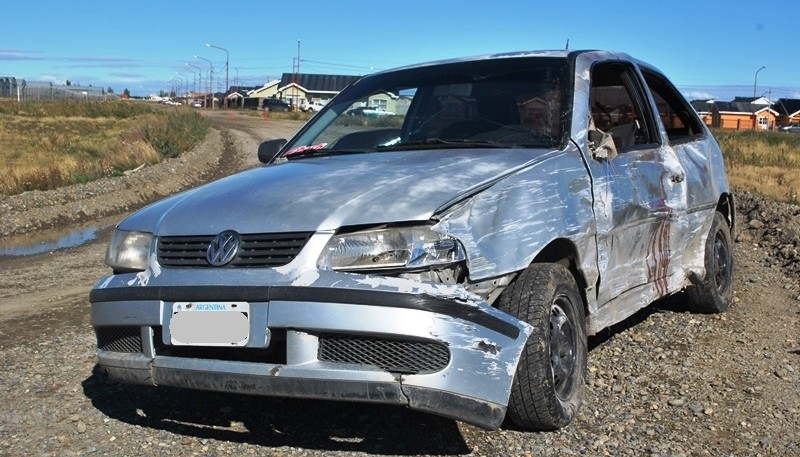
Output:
[118,149,554,235]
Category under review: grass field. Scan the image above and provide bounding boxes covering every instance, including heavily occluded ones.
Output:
[0,99,209,195]
[713,129,800,204]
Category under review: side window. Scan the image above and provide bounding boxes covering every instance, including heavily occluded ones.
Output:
[589,62,656,152]
[642,70,704,143]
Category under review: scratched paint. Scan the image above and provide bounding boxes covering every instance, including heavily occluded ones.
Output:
[126,253,161,287]
[90,50,731,430]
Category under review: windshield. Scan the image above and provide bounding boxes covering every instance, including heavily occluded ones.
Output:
[281,57,571,159]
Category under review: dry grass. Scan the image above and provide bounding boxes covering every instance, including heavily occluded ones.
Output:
[714,129,800,204]
[1,100,797,204]
[0,100,208,195]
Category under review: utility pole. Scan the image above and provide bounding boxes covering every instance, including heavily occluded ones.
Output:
[187,63,202,100]
[195,55,213,109]
[292,40,300,111]
[207,44,229,108]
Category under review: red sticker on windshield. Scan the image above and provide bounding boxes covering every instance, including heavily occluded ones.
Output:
[284,143,328,157]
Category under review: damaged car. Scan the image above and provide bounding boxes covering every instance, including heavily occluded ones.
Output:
[90,50,734,431]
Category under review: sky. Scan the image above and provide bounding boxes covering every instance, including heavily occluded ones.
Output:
[2,0,799,101]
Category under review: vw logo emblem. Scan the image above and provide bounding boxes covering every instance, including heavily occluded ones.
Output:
[207,230,241,266]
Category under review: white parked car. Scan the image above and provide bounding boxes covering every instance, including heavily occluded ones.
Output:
[301,100,327,112]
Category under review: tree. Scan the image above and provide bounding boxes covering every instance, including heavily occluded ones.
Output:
[66,80,71,86]
[107,87,114,94]
[123,88,131,98]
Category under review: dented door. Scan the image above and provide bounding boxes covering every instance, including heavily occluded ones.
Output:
[572,53,688,313]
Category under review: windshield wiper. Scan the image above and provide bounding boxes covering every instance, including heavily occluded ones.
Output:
[376,138,510,151]
[282,148,372,160]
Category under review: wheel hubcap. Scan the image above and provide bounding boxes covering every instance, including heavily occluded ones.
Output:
[549,300,576,399]
[713,231,731,293]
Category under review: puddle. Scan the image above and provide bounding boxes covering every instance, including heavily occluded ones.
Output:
[0,216,119,257]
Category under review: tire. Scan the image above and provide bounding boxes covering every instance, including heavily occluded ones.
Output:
[686,211,734,313]
[497,263,587,430]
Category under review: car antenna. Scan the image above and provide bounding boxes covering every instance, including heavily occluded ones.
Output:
[565,39,570,50]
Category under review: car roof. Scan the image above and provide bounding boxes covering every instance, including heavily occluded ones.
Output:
[368,49,661,78]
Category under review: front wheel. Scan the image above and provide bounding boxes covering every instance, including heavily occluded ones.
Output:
[686,211,734,313]
[497,263,587,430]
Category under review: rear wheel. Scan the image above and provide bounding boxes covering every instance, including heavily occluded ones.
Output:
[497,263,587,430]
[687,211,734,313]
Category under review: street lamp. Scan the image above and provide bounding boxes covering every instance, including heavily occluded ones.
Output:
[195,55,214,109]
[206,43,229,108]
[232,67,241,108]
[184,67,197,97]
[186,63,202,99]
[168,78,180,99]
[176,72,189,103]
[753,65,766,98]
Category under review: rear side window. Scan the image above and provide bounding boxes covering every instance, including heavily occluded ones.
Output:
[642,70,705,143]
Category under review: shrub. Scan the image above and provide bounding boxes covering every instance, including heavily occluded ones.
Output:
[0,100,210,195]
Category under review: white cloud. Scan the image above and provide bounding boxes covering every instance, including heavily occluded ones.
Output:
[37,74,66,85]
[682,91,716,101]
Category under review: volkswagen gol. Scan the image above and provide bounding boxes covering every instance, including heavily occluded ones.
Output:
[91,50,734,430]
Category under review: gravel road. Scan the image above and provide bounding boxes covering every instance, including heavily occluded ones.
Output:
[1,112,798,456]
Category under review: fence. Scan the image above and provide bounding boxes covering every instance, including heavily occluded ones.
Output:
[0,77,117,101]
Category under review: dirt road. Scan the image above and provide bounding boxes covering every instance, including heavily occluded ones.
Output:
[0,114,798,456]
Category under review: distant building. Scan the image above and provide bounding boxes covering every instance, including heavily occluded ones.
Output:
[691,97,779,130]
[63,84,105,97]
[242,81,280,109]
[276,73,361,109]
[776,98,800,126]
[1,78,116,101]
[0,76,20,97]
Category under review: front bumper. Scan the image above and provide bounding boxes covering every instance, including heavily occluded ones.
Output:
[90,269,532,430]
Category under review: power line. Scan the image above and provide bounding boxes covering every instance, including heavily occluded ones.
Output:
[300,59,377,71]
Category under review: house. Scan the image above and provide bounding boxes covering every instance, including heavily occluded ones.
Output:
[224,85,259,109]
[366,91,409,114]
[712,98,779,130]
[691,97,779,131]
[242,80,280,109]
[689,99,714,126]
[345,91,413,116]
[776,98,800,126]
[275,73,361,109]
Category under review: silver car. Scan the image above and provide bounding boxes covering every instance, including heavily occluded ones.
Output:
[91,50,734,431]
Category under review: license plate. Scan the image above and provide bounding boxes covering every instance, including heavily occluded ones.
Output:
[170,302,250,346]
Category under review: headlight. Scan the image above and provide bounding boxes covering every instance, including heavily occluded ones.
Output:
[318,226,464,272]
[105,229,153,272]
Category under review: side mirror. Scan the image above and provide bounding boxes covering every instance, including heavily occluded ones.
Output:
[257,138,288,163]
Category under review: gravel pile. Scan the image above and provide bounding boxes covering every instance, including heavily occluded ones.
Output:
[735,189,800,276]
[1,119,798,456]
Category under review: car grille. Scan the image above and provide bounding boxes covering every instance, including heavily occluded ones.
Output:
[318,334,450,374]
[157,232,313,268]
[96,326,142,353]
